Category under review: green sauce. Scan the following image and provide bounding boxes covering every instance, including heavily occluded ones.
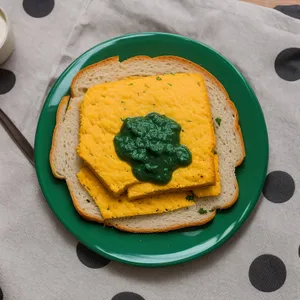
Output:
[114,112,192,184]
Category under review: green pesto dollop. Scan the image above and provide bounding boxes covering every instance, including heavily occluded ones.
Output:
[114,112,192,184]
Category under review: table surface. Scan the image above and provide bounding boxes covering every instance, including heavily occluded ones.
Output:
[243,0,300,7]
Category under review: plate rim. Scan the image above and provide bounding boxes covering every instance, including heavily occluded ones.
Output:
[34,32,269,267]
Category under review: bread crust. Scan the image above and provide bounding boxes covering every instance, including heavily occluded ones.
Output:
[49,96,103,223]
[71,56,120,97]
[105,210,217,233]
[49,96,69,179]
[66,178,103,223]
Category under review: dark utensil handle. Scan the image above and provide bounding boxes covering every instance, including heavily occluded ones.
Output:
[0,108,35,166]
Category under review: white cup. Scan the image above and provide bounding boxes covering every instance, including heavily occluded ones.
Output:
[0,7,14,64]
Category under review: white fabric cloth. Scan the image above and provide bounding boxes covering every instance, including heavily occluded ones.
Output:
[1,0,300,299]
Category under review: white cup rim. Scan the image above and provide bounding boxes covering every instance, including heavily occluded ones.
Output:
[0,7,9,49]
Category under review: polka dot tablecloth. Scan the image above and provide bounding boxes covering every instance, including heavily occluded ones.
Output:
[0,0,300,299]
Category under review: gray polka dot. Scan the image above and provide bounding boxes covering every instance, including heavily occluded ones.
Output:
[263,171,295,203]
[274,48,300,81]
[23,0,55,18]
[112,292,145,300]
[76,242,110,268]
[0,69,16,94]
[274,5,300,20]
[249,254,286,292]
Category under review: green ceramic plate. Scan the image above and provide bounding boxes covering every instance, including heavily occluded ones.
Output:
[35,32,268,267]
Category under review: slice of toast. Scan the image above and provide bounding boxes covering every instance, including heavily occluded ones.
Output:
[50,96,103,223]
[51,55,245,232]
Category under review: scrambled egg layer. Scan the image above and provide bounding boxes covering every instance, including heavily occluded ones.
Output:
[78,73,216,197]
[77,166,194,219]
